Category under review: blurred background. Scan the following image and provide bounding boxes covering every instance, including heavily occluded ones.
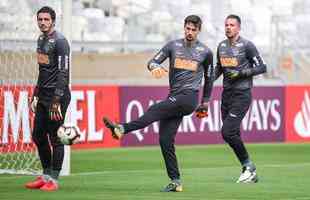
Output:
[0,0,309,85]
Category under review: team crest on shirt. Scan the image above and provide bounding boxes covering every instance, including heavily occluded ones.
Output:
[232,48,239,56]
[192,52,202,60]
[43,44,51,52]
[175,42,182,47]
[175,51,183,56]
[235,42,244,47]
[195,46,205,51]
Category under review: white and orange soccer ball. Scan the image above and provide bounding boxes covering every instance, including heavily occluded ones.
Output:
[57,125,81,145]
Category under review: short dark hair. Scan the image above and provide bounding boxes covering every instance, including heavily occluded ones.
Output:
[37,6,56,22]
[226,14,241,25]
[184,15,202,30]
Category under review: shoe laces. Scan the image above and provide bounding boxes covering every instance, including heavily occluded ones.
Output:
[242,165,256,173]
[166,182,178,190]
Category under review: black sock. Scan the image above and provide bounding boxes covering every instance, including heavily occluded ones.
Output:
[43,168,51,175]
[51,170,60,180]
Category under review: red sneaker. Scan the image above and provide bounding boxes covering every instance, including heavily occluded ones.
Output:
[25,176,46,189]
[40,180,59,192]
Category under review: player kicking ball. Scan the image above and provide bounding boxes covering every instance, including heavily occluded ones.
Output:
[103,15,213,192]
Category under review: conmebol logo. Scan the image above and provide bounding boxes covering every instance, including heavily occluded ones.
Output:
[294,91,310,137]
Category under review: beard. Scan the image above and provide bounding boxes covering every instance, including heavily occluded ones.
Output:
[186,35,194,42]
[39,24,53,34]
[225,32,234,39]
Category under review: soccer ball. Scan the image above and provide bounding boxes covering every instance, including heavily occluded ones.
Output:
[57,125,81,145]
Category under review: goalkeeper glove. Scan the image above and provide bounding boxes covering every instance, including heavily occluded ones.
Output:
[195,102,209,119]
[30,96,38,113]
[227,69,251,80]
[227,69,241,80]
[49,96,63,121]
[151,67,168,79]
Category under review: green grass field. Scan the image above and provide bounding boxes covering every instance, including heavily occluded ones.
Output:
[0,143,309,200]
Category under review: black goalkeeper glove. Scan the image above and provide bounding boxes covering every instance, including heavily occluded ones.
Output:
[49,96,63,121]
[227,69,242,80]
[227,69,251,80]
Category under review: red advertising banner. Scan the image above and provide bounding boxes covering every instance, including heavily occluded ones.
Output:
[70,85,120,149]
[2,85,309,150]
[0,85,35,152]
[0,85,121,151]
[285,86,310,142]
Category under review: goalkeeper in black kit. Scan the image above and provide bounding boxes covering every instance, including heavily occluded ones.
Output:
[214,14,266,183]
[25,6,71,192]
[103,15,213,192]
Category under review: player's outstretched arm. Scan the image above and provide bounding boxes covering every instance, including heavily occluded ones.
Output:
[147,42,171,79]
[150,65,168,79]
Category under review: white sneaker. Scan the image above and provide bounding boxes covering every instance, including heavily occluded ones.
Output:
[236,166,258,183]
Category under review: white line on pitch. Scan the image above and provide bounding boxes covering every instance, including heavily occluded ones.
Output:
[0,162,309,179]
[71,162,310,176]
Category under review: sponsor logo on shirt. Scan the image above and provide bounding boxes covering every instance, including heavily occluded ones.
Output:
[220,56,238,67]
[174,57,198,71]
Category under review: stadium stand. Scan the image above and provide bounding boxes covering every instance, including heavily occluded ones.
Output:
[0,0,309,84]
